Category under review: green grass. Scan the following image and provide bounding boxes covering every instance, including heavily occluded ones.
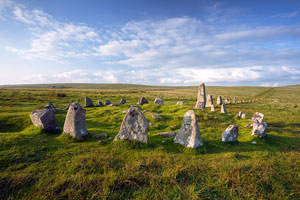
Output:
[0,84,300,199]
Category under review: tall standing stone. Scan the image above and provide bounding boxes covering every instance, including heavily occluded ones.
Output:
[120,98,126,105]
[30,109,58,131]
[222,125,238,142]
[211,105,216,112]
[195,83,206,109]
[221,104,227,114]
[85,96,93,107]
[174,110,204,148]
[217,96,222,105]
[206,94,213,107]
[114,106,149,143]
[154,96,164,105]
[63,102,88,137]
[138,97,148,105]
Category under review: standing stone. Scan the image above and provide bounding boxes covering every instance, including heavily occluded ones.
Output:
[96,100,103,107]
[63,102,88,137]
[251,112,264,123]
[114,106,149,143]
[30,109,58,131]
[176,101,184,105]
[241,113,246,119]
[195,83,206,109]
[138,97,148,105]
[222,125,238,142]
[206,94,213,107]
[237,111,243,118]
[43,102,56,112]
[66,103,72,110]
[120,98,126,105]
[221,104,227,114]
[225,98,231,104]
[211,105,216,112]
[233,97,237,104]
[85,96,93,107]
[104,100,111,105]
[217,96,222,105]
[174,110,204,148]
[154,96,164,105]
[252,122,267,138]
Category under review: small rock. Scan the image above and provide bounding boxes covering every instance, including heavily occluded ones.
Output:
[108,137,112,140]
[152,115,162,119]
[109,104,120,106]
[211,105,215,112]
[154,96,164,105]
[241,113,246,119]
[252,141,257,144]
[98,140,103,144]
[104,100,111,105]
[122,110,128,113]
[138,97,148,105]
[160,132,176,137]
[96,100,103,107]
[176,101,184,105]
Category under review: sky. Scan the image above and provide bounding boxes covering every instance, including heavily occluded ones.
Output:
[0,0,300,86]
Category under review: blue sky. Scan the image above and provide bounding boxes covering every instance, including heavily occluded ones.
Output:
[0,0,300,86]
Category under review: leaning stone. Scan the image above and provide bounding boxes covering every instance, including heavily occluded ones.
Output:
[217,96,222,105]
[138,97,148,105]
[252,122,267,138]
[251,112,264,123]
[176,101,184,105]
[195,83,206,109]
[221,104,227,114]
[160,132,176,137]
[206,94,213,107]
[43,102,56,112]
[211,105,215,112]
[104,100,111,105]
[85,96,93,107]
[30,109,58,131]
[222,125,238,142]
[96,100,103,107]
[63,102,88,138]
[154,96,164,105]
[174,110,204,148]
[114,106,149,143]
[241,113,246,119]
[120,98,126,104]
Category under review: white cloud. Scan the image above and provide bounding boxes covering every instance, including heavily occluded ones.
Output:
[0,0,12,18]
[281,66,300,74]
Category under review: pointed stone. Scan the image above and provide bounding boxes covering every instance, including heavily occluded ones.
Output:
[120,98,126,105]
[43,102,56,112]
[114,106,149,143]
[138,97,148,105]
[63,102,88,137]
[217,96,222,105]
[30,109,58,132]
[195,83,206,109]
[206,94,213,107]
[211,105,215,112]
[176,101,184,105]
[154,96,164,105]
[251,112,264,123]
[222,125,238,142]
[174,110,203,148]
[85,96,93,107]
[221,104,227,114]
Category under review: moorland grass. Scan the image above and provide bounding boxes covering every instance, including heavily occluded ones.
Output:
[0,84,300,199]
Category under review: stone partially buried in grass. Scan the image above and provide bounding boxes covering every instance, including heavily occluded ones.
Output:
[222,125,238,142]
[114,106,149,143]
[176,101,184,105]
[30,109,58,132]
[174,110,203,148]
[138,97,148,105]
[154,96,164,105]
[63,102,88,138]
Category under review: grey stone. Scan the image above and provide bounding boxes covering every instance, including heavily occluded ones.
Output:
[114,106,149,143]
[152,115,162,119]
[104,100,111,105]
[30,109,58,131]
[225,98,231,104]
[174,110,204,148]
[109,104,120,106]
[66,103,71,110]
[85,96,93,107]
[252,141,257,144]
[221,104,227,114]
[154,96,164,105]
[217,96,222,105]
[138,97,148,105]
[63,102,88,138]
[206,94,213,107]
[222,125,238,142]
[195,83,206,109]
[252,122,267,138]
[120,98,126,104]
[237,111,243,118]
[211,105,215,112]
[160,132,176,137]
[251,112,264,123]
[233,97,237,104]
[43,102,56,112]
[176,101,184,105]
[241,113,246,119]
[121,110,128,113]
[96,100,103,107]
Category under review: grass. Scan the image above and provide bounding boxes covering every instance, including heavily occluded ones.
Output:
[0,84,300,199]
